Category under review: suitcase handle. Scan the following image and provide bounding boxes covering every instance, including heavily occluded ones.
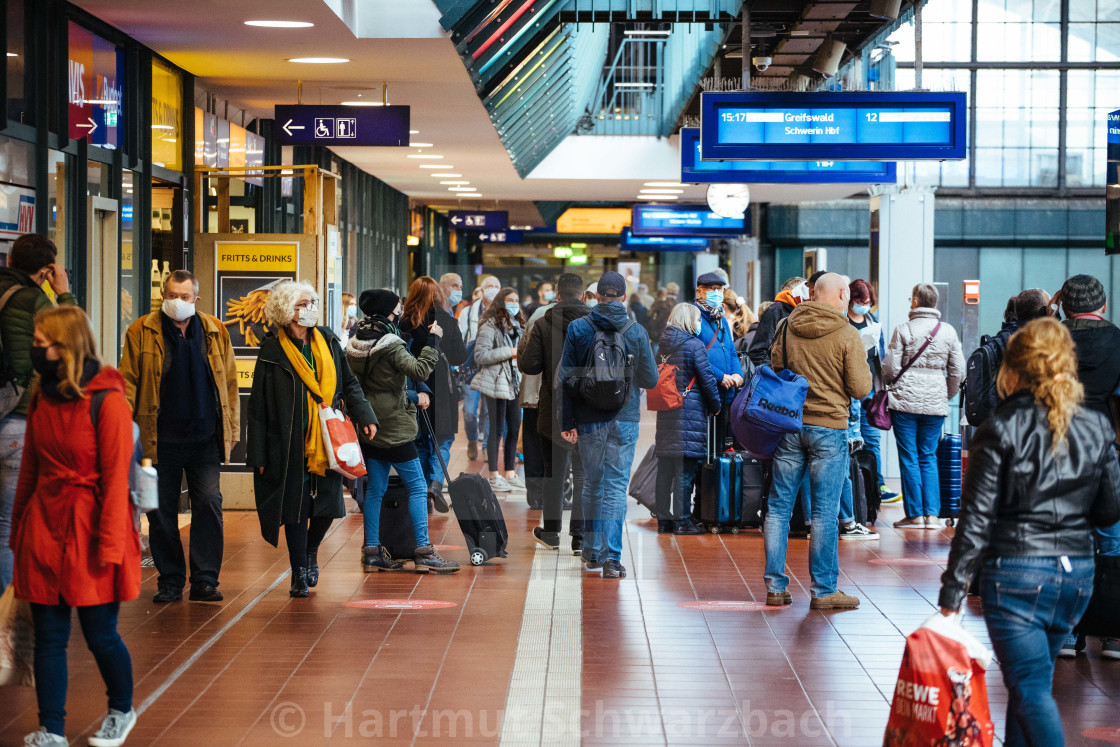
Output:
[419,409,454,486]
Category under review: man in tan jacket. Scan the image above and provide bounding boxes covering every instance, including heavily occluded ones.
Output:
[119,270,239,604]
[765,273,871,611]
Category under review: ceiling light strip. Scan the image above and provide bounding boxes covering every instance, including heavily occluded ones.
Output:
[493,34,568,109]
[462,0,517,46]
[477,0,562,75]
[472,0,537,60]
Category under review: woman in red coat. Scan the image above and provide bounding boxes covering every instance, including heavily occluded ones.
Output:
[9,306,139,747]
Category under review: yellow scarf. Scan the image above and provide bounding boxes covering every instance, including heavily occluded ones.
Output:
[279,327,337,476]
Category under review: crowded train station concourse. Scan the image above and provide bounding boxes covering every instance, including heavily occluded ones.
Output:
[1,0,1119,744]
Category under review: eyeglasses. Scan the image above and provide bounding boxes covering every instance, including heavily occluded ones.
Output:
[294,300,319,310]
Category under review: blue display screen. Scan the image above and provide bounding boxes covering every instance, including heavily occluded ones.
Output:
[631,205,748,237]
[679,128,895,184]
[621,228,710,249]
[700,92,967,161]
[1109,110,1120,161]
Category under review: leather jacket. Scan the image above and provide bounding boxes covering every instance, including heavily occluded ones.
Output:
[939,392,1120,610]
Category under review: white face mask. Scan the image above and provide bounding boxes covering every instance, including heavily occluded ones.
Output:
[162,298,196,322]
[483,286,499,303]
[791,283,810,302]
[347,304,357,318]
[296,306,318,328]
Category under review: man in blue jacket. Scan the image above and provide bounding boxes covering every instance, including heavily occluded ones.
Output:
[560,272,658,579]
[694,271,744,450]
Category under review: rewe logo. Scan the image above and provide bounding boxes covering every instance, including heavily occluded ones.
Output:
[757,398,799,419]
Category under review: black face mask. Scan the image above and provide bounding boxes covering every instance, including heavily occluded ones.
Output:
[30,346,57,379]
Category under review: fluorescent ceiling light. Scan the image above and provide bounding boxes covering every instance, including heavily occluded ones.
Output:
[624,30,670,36]
[341,101,383,106]
[6,53,16,58]
[83,99,117,105]
[644,182,685,187]
[245,20,314,28]
[410,142,434,148]
[409,130,420,134]
[287,57,349,64]
[449,187,477,192]
[407,154,443,159]
[430,173,461,177]
[640,189,684,194]
[638,194,678,199]
[151,124,174,130]
[614,82,655,88]
[420,164,450,168]
[790,30,811,36]
[440,181,470,185]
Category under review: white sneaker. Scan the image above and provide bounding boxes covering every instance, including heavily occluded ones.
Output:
[24,729,67,747]
[88,708,137,747]
[925,515,943,529]
[839,522,879,541]
[506,474,526,490]
[489,475,512,492]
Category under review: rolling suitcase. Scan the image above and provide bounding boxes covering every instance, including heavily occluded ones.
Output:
[698,417,745,533]
[849,452,869,526]
[852,448,882,525]
[739,457,767,528]
[379,475,417,560]
[422,411,509,566]
[937,434,963,526]
[628,444,659,516]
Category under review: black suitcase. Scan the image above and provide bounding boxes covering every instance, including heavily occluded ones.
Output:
[739,457,767,528]
[852,449,881,525]
[379,475,417,560]
[1075,555,1120,638]
[422,411,509,566]
[628,444,658,516]
[849,452,869,526]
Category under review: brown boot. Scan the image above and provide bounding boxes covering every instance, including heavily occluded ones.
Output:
[414,545,460,574]
[361,545,403,572]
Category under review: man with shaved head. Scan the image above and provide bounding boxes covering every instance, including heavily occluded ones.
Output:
[766,272,872,611]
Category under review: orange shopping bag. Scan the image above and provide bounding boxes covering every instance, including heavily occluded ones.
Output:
[883,613,995,747]
[318,403,368,480]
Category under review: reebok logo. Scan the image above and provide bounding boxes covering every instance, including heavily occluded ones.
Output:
[757,398,799,419]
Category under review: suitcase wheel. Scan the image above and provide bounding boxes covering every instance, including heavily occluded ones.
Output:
[944,518,956,527]
[709,526,721,534]
[470,548,488,566]
[730,527,740,535]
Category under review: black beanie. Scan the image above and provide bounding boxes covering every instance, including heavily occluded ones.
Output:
[1060,274,1106,315]
[359,289,400,318]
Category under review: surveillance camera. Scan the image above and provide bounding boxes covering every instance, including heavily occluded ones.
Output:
[752,56,772,72]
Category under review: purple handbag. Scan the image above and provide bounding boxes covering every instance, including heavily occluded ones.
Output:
[864,322,941,431]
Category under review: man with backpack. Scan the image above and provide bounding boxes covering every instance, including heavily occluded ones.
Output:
[0,234,77,595]
[964,288,1050,427]
[765,273,871,610]
[748,276,809,367]
[559,272,658,579]
[458,275,501,461]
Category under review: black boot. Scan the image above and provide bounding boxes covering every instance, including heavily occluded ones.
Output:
[362,545,404,572]
[429,481,450,513]
[306,548,320,587]
[289,567,310,597]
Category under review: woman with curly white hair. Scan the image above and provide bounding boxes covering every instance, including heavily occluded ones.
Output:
[246,280,377,597]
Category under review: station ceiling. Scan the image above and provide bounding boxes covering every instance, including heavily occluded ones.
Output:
[71,0,914,224]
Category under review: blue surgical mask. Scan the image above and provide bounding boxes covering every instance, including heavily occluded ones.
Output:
[448,290,462,307]
[346,304,357,318]
[544,291,556,303]
[851,303,871,316]
[706,290,724,309]
[587,298,598,308]
[695,323,703,336]
[504,302,520,317]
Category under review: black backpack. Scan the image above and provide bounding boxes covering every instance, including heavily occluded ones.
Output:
[963,332,1008,426]
[579,320,636,411]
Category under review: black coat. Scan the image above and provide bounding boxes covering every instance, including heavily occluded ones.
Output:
[654,326,721,458]
[1064,319,1120,422]
[399,308,468,439]
[246,327,377,547]
[747,300,794,367]
[518,299,590,448]
[939,393,1120,610]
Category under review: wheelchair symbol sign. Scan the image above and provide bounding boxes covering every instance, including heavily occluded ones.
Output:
[314,118,334,138]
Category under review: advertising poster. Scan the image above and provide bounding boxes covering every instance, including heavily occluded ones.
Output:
[68,22,123,149]
[225,358,256,471]
[617,261,642,293]
[0,185,35,239]
[215,241,299,355]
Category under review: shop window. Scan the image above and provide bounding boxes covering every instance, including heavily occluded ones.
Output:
[7,0,29,125]
[151,60,182,171]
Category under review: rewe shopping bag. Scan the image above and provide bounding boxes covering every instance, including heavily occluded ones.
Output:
[0,585,34,687]
[318,403,367,480]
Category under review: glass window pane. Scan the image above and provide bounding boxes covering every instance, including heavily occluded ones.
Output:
[1067,71,1094,109]
[1033,0,1061,21]
[1067,107,1094,147]
[1069,22,1096,61]
[7,0,29,125]
[976,148,1005,186]
[1030,108,1059,148]
[1030,70,1060,109]
[1031,150,1059,186]
[1070,0,1098,21]
[978,0,1006,22]
[1001,108,1029,147]
[1098,24,1120,61]
[976,108,1006,146]
[1004,150,1031,185]
[1101,0,1120,21]
[1065,147,1093,187]
[941,158,971,187]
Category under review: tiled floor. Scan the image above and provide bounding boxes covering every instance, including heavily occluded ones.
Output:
[2,416,1119,745]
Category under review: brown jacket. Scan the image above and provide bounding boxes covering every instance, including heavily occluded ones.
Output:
[118,312,240,463]
[771,301,872,429]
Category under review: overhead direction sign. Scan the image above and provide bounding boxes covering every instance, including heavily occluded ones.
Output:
[700,91,967,161]
[631,204,748,238]
[449,210,508,231]
[621,228,710,250]
[274,104,410,146]
[556,208,631,234]
[679,128,896,184]
[477,230,522,243]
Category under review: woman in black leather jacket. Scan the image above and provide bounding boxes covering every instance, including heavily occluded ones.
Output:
[939,318,1120,747]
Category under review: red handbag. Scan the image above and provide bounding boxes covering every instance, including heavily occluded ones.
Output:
[648,361,695,411]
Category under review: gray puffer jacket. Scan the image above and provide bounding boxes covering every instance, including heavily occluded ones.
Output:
[883,308,965,417]
[470,319,521,401]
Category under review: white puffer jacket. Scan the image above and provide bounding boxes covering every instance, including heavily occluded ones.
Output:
[883,308,965,417]
[470,320,521,401]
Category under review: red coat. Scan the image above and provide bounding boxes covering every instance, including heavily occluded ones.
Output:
[9,367,140,606]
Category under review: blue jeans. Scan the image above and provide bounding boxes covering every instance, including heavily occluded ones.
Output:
[31,601,133,736]
[0,415,25,594]
[764,425,848,598]
[1098,520,1120,556]
[892,411,944,518]
[577,419,639,564]
[857,407,885,485]
[462,388,489,445]
[363,458,430,548]
[417,430,453,485]
[980,556,1095,747]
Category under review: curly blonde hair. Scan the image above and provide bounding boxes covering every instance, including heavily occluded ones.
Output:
[265,280,319,327]
[996,317,1083,447]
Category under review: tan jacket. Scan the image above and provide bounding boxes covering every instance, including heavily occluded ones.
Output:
[771,301,872,429]
[118,312,240,464]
